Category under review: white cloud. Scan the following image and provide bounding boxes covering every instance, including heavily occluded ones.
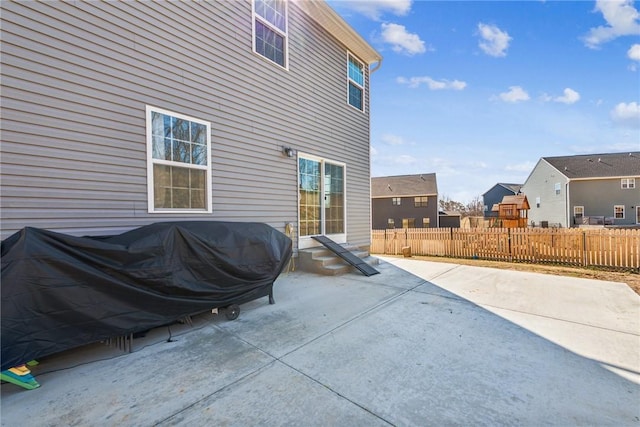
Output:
[540,88,580,104]
[396,76,467,90]
[629,43,640,60]
[610,101,640,127]
[370,145,378,156]
[477,23,511,57]
[583,0,640,48]
[381,133,405,145]
[496,86,530,103]
[381,23,426,55]
[338,0,412,20]
[554,88,581,104]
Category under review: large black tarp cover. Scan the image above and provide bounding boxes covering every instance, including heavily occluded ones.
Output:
[1,221,292,371]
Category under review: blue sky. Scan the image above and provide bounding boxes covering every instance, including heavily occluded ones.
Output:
[330,0,640,203]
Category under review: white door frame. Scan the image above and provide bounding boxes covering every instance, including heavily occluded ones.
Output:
[297,153,347,249]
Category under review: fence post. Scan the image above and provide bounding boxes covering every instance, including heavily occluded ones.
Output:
[449,227,454,257]
[508,228,512,261]
[582,231,587,267]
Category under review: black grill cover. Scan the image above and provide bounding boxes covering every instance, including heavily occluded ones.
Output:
[1,221,292,371]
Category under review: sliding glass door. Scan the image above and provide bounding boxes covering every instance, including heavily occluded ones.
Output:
[298,155,346,249]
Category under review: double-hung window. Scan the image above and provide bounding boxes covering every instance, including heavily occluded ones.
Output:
[253,0,287,68]
[392,197,401,206]
[347,53,365,111]
[614,205,625,219]
[146,106,212,213]
[621,178,635,189]
[414,196,428,207]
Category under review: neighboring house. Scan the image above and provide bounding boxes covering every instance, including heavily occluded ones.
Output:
[371,174,438,229]
[0,1,381,252]
[482,183,523,218]
[522,152,640,228]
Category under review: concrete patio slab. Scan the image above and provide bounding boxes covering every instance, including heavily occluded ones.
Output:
[158,361,390,426]
[283,289,638,426]
[2,257,639,426]
[380,256,640,384]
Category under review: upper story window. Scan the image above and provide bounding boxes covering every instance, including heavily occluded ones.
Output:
[253,0,288,68]
[554,182,561,195]
[392,197,401,206]
[146,106,212,213]
[621,178,636,189]
[414,196,428,207]
[347,53,365,111]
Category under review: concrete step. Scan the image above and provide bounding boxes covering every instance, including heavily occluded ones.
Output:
[298,244,379,276]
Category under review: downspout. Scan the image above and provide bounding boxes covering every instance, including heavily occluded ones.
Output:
[565,181,570,228]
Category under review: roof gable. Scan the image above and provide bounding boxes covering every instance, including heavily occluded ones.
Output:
[371,173,438,198]
[543,152,640,179]
[483,183,522,196]
[492,195,530,211]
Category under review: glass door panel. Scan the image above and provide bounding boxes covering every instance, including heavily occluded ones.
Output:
[324,162,344,235]
[299,157,321,237]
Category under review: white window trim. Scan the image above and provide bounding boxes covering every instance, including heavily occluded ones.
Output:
[614,204,625,219]
[251,0,289,70]
[621,178,636,189]
[346,51,365,113]
[146,105,213,214]
[574,206,584,216]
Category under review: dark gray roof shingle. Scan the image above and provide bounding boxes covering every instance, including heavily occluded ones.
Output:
[544,152,640,179]
[371,173,438,197]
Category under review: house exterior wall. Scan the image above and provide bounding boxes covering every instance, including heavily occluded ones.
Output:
[522,160,570,227]
[569,179,640,225]
[372,197,438,229]
[483,186,513,218]
[438,215,460,228]
[0,1,374,247]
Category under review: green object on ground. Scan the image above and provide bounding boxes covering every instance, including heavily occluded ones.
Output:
[1,370,41,390]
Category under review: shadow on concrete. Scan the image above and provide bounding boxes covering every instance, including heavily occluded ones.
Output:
[1,259,639,426]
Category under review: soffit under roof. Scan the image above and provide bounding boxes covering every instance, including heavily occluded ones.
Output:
[293,0,382,65]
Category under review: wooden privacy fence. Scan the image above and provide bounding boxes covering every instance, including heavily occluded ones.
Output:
[371,228,640,269]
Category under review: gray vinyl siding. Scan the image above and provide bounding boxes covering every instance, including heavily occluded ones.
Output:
[371,197,438,229]
[482,186,514,218]
[521,160,569,227]
[0,1,372,247]
[570,179,640,225]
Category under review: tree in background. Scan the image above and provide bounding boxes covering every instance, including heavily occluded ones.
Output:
[439,194,484,218]
[465,195,484,217]
[439,195,466,215]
